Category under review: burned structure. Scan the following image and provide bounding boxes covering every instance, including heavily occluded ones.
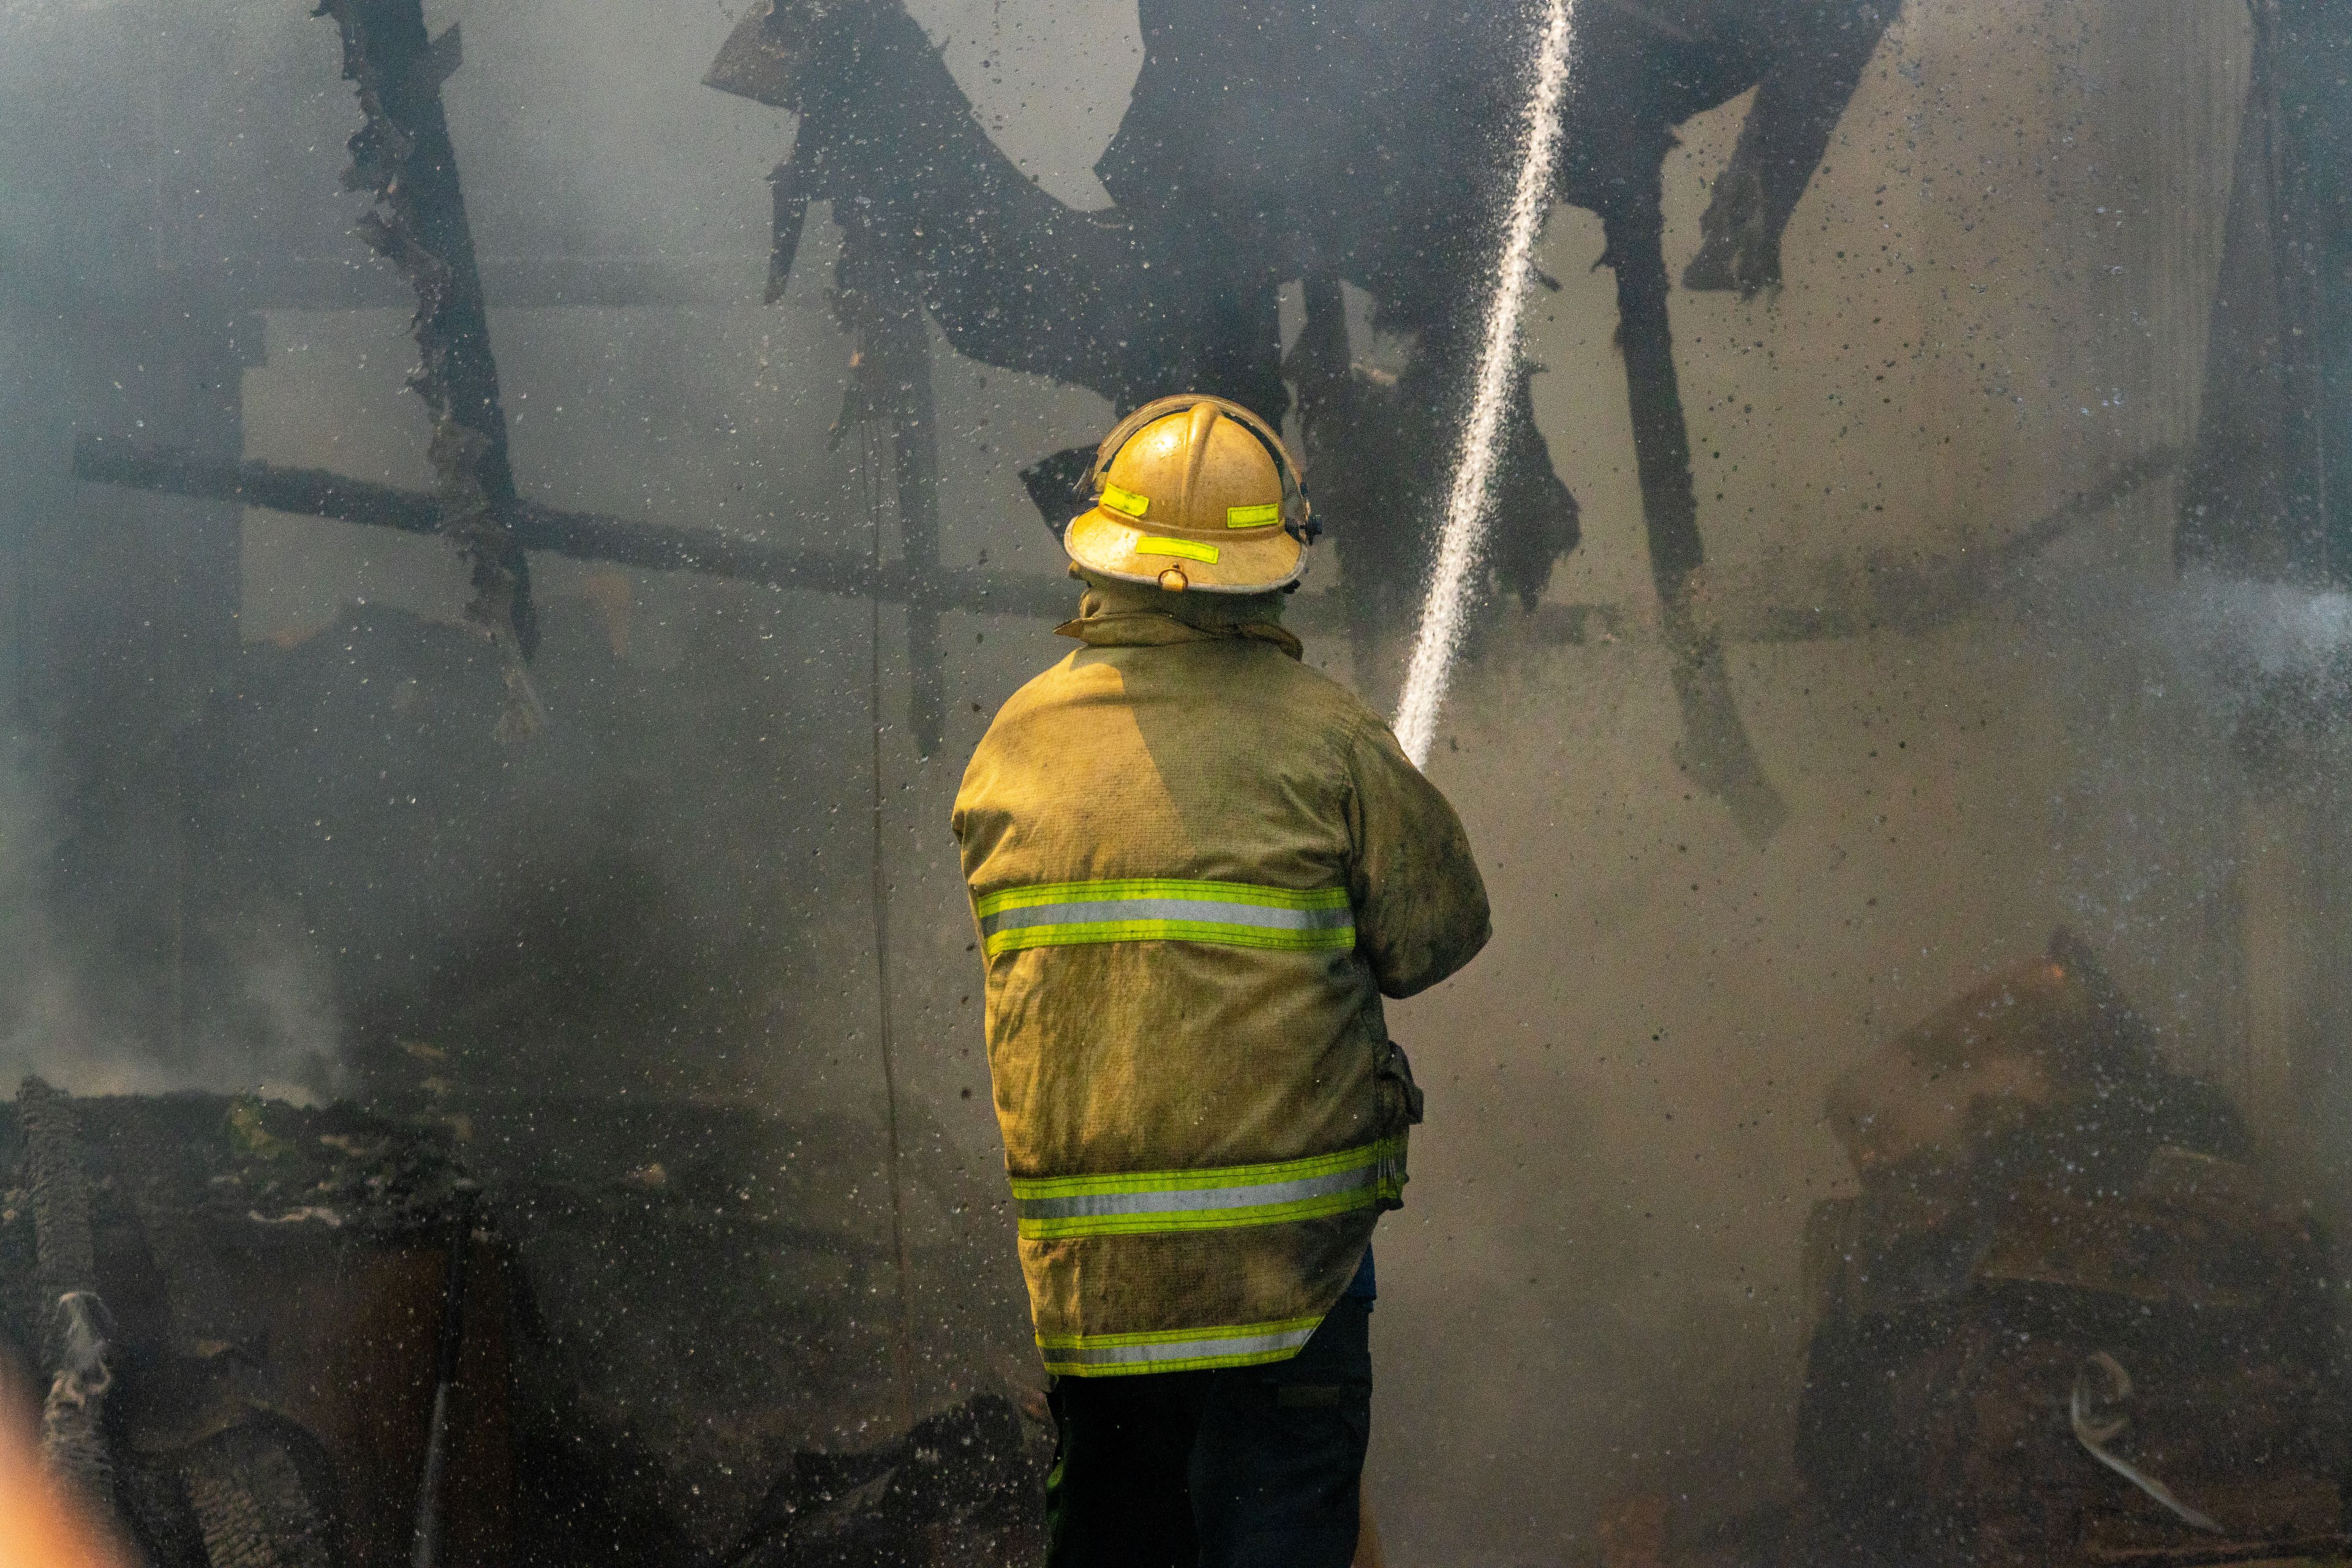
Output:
[1790,937,2350,1567]
[0,1079,1052,1567]
[2180,0,2352,589]
[67,0,1905,830]
[7,0,2352,1561]
[1,1082,508,1567]
[704,0,1900,834]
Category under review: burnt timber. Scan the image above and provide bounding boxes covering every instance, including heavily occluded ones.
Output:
[70,435,1073,623]
[72,435,2180,654]
[317,0,543,732]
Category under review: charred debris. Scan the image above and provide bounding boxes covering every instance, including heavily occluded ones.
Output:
[1623,933,2352,1568]
[14,934,2348,1566]
[78,0,1896,814]
[0,1079,1049,1567]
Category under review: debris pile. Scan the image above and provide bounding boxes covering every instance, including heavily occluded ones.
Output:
[0,1085,504,1568]
[1792,933,2350,1566]
[724,1394,1047,1568]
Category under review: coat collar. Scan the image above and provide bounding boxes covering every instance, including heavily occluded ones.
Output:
[1054,581,1304,661]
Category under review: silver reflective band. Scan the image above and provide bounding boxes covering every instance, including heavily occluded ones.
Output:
[974,878,1356,957]
[1009,1136,1405,1240]
[1038,1317,1321,1376]
[1021,1164,1374,1223]
[981,897,1353,938]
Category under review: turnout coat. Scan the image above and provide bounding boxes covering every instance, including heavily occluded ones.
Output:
[952,581,1490,1374]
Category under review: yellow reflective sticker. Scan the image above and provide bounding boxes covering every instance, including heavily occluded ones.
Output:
[1136,537,1219,564]
[1100,483,1150,518]
[1226,502,1281,529]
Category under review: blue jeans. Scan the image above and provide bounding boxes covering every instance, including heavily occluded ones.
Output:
[1043,1297,1373,1568]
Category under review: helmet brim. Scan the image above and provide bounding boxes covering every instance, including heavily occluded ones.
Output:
[1062,508,1305,594]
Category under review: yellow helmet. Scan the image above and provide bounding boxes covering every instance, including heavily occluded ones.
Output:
[1063,394,1314,593]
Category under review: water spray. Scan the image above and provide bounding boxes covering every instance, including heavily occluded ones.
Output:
[1392,0,1577,767]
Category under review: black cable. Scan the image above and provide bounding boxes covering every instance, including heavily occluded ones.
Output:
[862,389,919,1437]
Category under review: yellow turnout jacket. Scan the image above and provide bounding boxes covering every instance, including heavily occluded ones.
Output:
[952,581,1490,1375]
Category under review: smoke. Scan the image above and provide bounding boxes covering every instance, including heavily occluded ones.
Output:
[1392,0,1577,766]
[0,737,83,1084]
[0,736,176,1097]
[2024,562,2352,739]
[2169,571,2352,690]
[0,0,127,24]
[9,0,2340,1555]
[211,899,344,1104]
[0,736,341,1101]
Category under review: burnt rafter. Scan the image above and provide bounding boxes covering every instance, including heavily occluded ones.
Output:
[315,0,544,733]
[69,435,1077,622]
[72,434,2176,654]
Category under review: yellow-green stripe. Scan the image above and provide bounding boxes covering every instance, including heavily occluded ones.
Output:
[1038,1315,1324,1375]
[1135,535,1219,564]
[1011,1135,1406,1240]
[1019,1186,1397,1240]
[978,879,1348,916]
[976,878,1354,959]
[1011,1139,1391,1199]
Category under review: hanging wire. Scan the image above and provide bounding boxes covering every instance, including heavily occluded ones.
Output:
[859,375,921,1436]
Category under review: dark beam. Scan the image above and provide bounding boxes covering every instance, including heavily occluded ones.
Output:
[139,255,775,314]
[74,434,2177,649]
[1599,186,1787,846]
[319,0,540,731]
[70,435,1074,619]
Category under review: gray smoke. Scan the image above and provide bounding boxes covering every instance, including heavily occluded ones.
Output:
[0,736,341,1099]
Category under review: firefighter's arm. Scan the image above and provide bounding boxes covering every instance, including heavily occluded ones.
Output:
[1344,719,1491,998]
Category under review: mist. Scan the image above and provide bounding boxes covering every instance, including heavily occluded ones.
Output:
[4,0,2350,1564]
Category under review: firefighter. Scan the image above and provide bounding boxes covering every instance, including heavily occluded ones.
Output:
[952,395,1491,1567]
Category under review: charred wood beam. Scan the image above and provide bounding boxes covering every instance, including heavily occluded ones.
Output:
[74,435,2173,657]
[71,435,1075,620]
[317,0,542,733]
[1681,4,1896,297]
[1601,190,1789,846]
[16,1080,123,1534]
[72,434,2173,653]
[709,0,1145,405]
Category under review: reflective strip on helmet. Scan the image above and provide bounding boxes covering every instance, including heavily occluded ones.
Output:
[975,878,1352,957]
[1226,502,1282,529]
[1135,536,1219,564]
[1099,483,1150,518]
[1037,1315,1322,1376]
[1010,1136,1406,1240]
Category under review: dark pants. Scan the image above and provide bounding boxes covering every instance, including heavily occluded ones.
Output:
[1044,1297,1372,1568]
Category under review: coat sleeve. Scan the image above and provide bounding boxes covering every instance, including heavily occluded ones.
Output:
[1343,718,1491,998]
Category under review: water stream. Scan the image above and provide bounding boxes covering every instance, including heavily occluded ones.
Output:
[1392,0,1578,767]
